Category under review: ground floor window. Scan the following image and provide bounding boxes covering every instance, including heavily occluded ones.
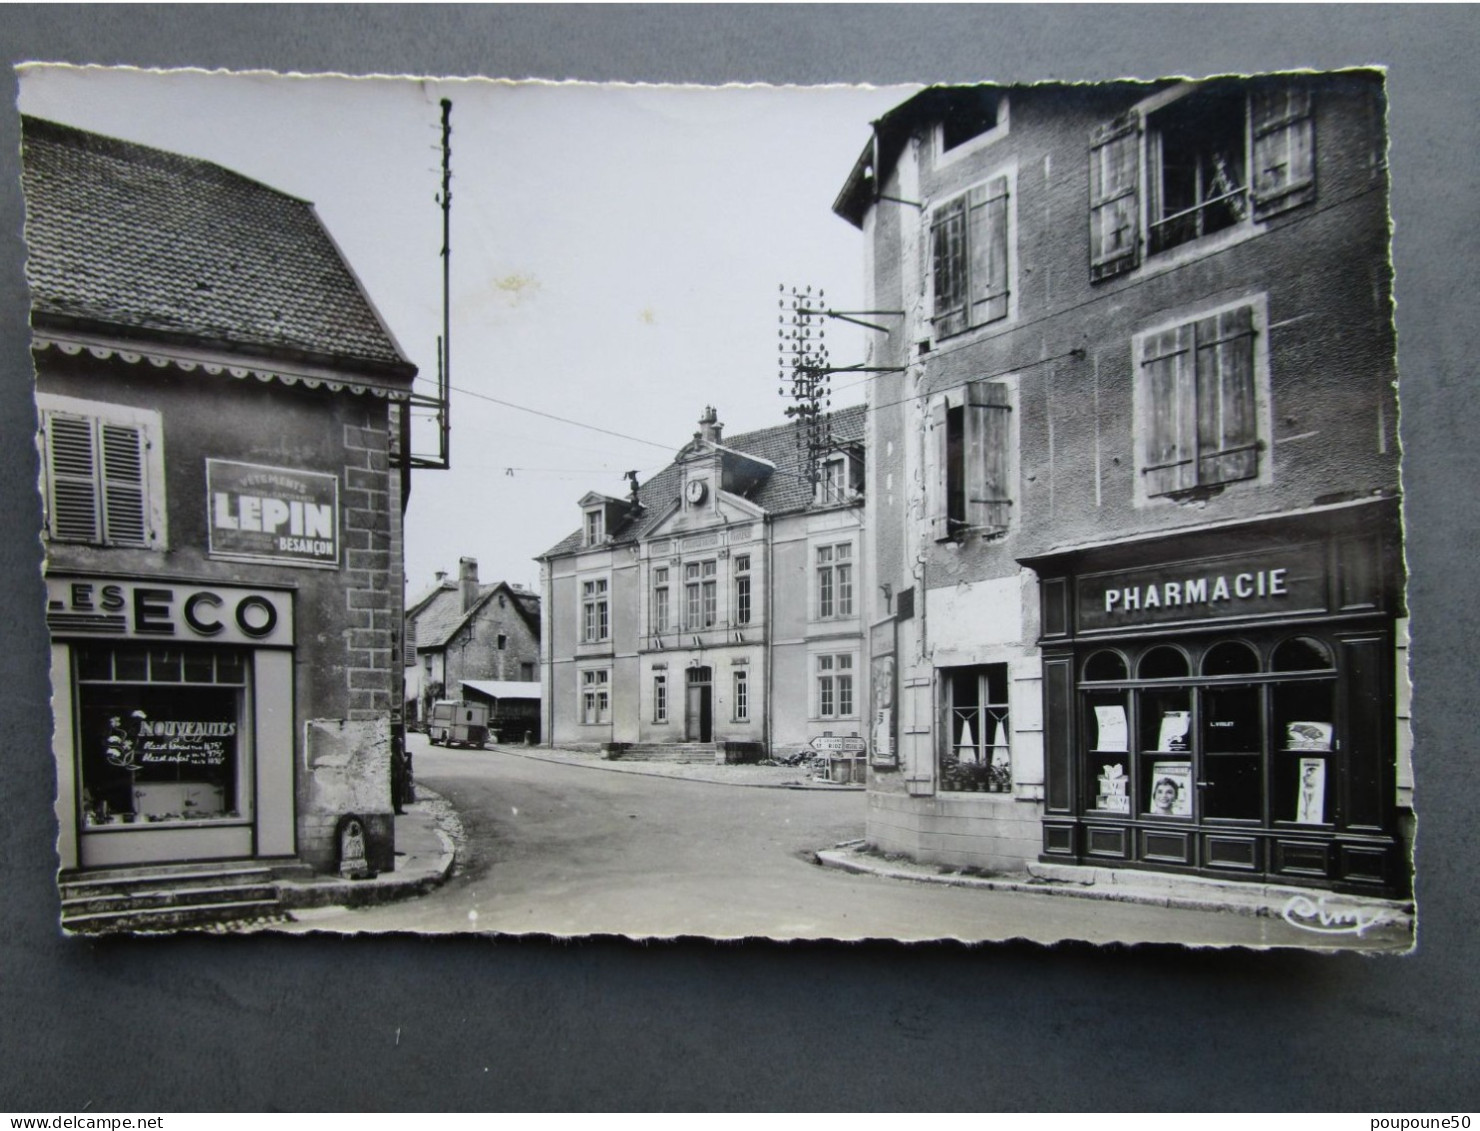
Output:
[581,669,610,725]
[733,669,749,721]
[1079,634,1340,826]
[653,673,668,723]
[75,643,248,826]
[941,663,1012,793]
[815,653,855,718]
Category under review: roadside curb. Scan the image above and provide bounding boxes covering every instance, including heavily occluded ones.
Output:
[814,848,1416,936]
[485,743,864,791]
[277,789,458,911]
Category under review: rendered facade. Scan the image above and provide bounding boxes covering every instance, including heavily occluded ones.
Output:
[539,407,868,762]
[835,74,1409,895]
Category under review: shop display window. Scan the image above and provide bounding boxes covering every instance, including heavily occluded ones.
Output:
[1077,633,1339,830]
[76,644,248,827]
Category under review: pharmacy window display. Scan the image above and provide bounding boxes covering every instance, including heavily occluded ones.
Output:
[1079,635,1340,829]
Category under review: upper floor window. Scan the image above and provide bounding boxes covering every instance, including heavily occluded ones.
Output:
[816,543,854,620]
[928,380,1013,541]
[684,560,717,629]
[652,566,670,634]
[930,173,1011,340]
[1091,82,1315,281]
[519,662,536,681]
[1136,302,1264,499]
[734,555,751,626]
[496,634,508,651]
[815,450,863,505]
[584,509,604,546]
[938,90,1008,155]
[37,394,165,549]
[582,578,609,642]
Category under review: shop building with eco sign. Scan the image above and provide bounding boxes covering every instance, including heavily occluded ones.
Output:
[22,117,418,897]
[833,73,1410,897]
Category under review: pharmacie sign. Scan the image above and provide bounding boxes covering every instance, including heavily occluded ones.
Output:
[1076,544,1327,632]
[46,576,294,647]
[207,460,339,567]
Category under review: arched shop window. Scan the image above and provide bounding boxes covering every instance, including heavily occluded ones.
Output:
[1083,650,1129,682]
[1080,633,1342,830]
[1138,645,1189,680]
[1271,635,1334,672]
[1202,640,1260,676]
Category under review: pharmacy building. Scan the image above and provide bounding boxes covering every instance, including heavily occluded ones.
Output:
[834,73,1410,896]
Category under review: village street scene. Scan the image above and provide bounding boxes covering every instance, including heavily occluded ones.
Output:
[17,66,1414,950]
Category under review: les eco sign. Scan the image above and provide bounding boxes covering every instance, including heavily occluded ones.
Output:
[46,577,294,647]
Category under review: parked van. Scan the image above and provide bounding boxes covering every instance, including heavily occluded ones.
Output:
[427,700,489,749]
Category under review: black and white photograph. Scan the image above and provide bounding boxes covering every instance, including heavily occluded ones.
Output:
[17,62,1413,952]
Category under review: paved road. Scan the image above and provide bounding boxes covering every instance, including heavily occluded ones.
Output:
[286,739,1368,947]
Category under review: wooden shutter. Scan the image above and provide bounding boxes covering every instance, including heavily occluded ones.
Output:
[100,423,149,544]
[930,197,969,338]
[1251,86,1315,218]
[1194,306,1259,485]
[965,380,1012,532]
[1140,323,1198,496]
[967,175,1010,326]
[44,412,101,543]
[927,397,951,541]
[1089,116,1140,281]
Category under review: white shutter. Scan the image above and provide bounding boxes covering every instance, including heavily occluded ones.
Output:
[100,423,149,545]
[44,412,101,543]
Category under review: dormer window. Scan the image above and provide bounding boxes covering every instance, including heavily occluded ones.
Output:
[815,450,863,505]
[938,91,1008,155]
[584,509,604,546]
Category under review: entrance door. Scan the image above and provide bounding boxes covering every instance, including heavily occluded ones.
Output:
[686,667,713,742]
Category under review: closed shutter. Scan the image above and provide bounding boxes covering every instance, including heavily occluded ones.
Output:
[1194,306,1259,485]
[964,380,1013,532]
[44,412,101,543]
[1251,87,1315,218]
[1089,116,1140,281]
[930,196,968,338]
[1140,323,1198,496]
[967,175,1010,325]
[927,397,951,541]
[100,423,148,544]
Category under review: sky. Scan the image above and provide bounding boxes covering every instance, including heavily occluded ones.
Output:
[18,66,915,595]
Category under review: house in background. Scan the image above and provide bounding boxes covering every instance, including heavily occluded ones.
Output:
[538,406,867,763]
[835,74,1409,898]
[23,116,418,916]
[404,557,540,730]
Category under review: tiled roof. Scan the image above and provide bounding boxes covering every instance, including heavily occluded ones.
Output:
[409,580,541,650]
[21,117,414,380]
[538,404,866,559]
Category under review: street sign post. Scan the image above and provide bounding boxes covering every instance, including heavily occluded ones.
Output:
[808,734,867,754]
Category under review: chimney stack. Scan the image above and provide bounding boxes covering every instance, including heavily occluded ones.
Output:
[459,557,479,612]
[698,405,723,445]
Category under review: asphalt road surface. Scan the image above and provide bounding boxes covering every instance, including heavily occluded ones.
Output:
[285,739,1378,948]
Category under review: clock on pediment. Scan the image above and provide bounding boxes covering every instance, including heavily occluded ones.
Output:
[685,479,707,505]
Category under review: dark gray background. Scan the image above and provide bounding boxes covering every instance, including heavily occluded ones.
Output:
[2,5,1474,1112]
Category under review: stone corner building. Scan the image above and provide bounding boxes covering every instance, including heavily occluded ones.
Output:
[22,116,418,894]
[538,406,868,763]
[836,74,1411,897]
